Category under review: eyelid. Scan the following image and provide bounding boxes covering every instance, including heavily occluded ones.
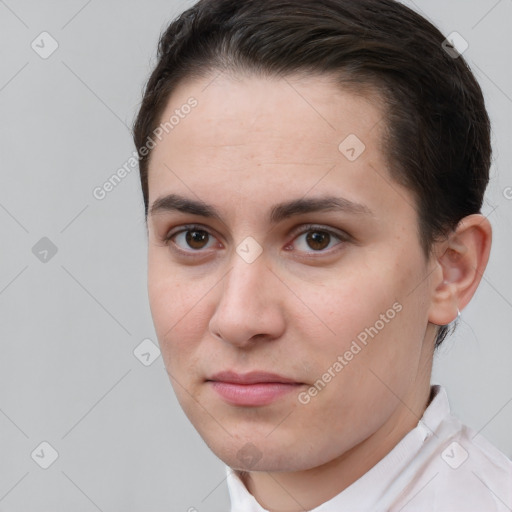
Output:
[164,223,217,242]
[288,223,350,239]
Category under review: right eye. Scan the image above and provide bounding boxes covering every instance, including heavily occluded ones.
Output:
[163,224,222,255]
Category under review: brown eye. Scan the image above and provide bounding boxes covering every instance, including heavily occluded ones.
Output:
[185,229,210,249]
[289,225,347,254]
[164,225,217,252]
[305,231,331,251]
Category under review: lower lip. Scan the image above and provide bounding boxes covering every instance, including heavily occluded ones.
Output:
[208,381,302,406]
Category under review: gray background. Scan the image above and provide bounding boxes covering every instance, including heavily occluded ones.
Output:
[0,1,511,510]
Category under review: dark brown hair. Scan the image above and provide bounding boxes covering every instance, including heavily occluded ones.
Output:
[132,0,491,348]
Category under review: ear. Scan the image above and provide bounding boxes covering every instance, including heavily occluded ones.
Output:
[428,214,492,326]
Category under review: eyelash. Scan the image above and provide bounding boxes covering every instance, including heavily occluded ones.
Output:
[162,223,350,257]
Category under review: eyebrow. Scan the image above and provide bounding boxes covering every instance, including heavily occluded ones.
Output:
[149,193,374,223]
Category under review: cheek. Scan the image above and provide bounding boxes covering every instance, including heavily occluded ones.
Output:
[316,267,400,341]
[147,255,208,364]
[309,255,425,380]
[296,277,423,444]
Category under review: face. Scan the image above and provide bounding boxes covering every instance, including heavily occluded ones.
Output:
[146,71,437,472]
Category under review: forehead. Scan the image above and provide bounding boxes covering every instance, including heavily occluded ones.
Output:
[154,71,384,157]
[147,71,414,225]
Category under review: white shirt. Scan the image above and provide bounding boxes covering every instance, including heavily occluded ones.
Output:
[225,384,512,511]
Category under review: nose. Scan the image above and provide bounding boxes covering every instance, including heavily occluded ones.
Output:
[208,251,286,348]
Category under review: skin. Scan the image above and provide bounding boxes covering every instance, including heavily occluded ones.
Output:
[145,71,492,512]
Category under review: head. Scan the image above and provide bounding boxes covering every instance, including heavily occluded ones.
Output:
[133,0,492,475]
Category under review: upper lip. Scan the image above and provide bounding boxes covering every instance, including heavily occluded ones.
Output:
[207,371,300,385]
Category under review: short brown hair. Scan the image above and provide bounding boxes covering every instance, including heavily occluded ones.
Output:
[133,0,491,348]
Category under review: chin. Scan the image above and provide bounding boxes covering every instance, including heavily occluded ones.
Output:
[199,432,332,473]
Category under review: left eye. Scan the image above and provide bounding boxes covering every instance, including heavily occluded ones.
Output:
[291,228,345,252]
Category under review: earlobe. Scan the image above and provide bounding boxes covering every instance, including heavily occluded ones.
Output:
[427,214,492,327]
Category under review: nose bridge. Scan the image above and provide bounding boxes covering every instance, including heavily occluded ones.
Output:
[221,251,269,314]
[209,248,284,346]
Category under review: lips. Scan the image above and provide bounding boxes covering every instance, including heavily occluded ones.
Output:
[206,371,303,406]
[207,370,300,385]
